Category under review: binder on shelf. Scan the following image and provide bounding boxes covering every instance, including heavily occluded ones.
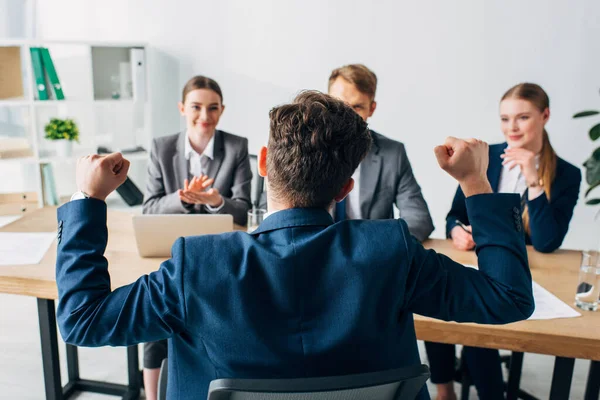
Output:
[41,164,59,206]
[0,47,25,100]
[39,48,65,100]
[130,48,146,102]
[119,61,132,99]
[30,48,48,100]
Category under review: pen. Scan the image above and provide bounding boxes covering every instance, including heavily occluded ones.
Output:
[455,219,472,233]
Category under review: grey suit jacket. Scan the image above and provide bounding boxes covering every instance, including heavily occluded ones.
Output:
[143,130,252,225]
[258,130,434,241]
[358,131,434,241]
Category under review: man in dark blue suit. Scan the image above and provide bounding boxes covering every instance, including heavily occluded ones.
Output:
[56,91,534,400]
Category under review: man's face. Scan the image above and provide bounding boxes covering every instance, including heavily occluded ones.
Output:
[328,77,376,121]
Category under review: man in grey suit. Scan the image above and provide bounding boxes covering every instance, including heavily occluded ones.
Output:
[143,129,252,225]
[328,64,434,241]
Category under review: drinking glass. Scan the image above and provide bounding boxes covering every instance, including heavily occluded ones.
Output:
[575,251,600,311]
[247,208,267,233]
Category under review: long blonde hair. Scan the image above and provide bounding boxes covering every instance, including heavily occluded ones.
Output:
[501,83,557,235]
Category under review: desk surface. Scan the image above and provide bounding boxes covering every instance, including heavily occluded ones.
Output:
[1,207,599,360]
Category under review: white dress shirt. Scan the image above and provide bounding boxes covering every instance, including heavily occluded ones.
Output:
[184,131,215,177]
[497,150,543,200]
[184,131,224,212]
[345,167,362,219]
[329,165,362,220]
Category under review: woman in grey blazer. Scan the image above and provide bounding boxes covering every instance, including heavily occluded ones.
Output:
[143,75,252,226]
[142,75,252,400]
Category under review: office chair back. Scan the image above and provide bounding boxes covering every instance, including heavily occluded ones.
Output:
[207,364,430,400]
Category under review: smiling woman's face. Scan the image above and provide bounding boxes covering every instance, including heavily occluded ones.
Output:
[499,97,549,152]
[179,88,224,137]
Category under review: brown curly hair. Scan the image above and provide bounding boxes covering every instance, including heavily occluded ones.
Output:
[267,91,372,208]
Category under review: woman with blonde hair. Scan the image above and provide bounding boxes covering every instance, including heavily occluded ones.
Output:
[426,83,581,400]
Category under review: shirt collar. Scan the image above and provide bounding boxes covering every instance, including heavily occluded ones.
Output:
[250,208,334,235]
[264,209,278,220]
[184,131,215,160]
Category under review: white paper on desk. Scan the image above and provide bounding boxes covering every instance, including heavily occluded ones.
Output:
[461,263,581,320]
[0,215,21,228]
[0,232,56,265]
[528,281,581,320]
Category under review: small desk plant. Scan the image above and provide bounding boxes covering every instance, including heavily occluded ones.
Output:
[44,118,79,158]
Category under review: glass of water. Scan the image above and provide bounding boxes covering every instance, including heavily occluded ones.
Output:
[575,251,600,311]
[247,208,267,233]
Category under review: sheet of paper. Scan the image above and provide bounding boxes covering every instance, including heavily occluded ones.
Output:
[528,281,581,320]
[0,232,56,266]
[0,215,21,228]
[462,263,581,320]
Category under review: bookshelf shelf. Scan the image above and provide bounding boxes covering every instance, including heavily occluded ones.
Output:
[38,150,148,164]
[0,100,30,107]
[0,40,153,207]
[0,100,139,107]
[32,99,138,106]
[0,156,38,165]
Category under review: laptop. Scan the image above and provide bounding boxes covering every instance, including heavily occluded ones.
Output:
[132,214,234,257]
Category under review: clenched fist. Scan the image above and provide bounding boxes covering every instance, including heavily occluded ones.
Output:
[434,137,493,197]
[76,152,130,201]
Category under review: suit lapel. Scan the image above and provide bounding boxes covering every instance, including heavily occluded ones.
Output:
[488,143,507,192]
[205,130,224,181]
[359,132,382,219]
[174,132,188,189]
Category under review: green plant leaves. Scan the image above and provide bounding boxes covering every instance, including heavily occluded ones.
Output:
[44,118,79,142]
[573,110,600,118]
[584,147,600,187]
[590,123,600,141]
[586,182,600,197]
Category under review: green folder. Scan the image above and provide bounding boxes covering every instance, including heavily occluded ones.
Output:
[40,48,65,100]
[30,47,48,100]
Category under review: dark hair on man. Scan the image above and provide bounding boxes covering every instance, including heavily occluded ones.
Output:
[181,75,223,103]
[267,90,372,208]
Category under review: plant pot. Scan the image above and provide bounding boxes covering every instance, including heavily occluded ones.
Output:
[55,140,73,158]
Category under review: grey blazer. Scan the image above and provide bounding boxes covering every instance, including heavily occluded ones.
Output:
[143,130,252,225]
[357,131,434,241]
[258,130,434,241]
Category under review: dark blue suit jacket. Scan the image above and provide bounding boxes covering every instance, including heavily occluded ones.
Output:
[56,194,533,400]
[446,143,581,253]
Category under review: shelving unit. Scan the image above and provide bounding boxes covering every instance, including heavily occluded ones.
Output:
[0,39,153,206]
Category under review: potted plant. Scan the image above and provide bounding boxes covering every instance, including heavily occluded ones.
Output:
[44,118,79,158]
[573,101,600,209]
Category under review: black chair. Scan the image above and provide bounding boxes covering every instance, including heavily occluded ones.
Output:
[116,176,144,206]
[207,365,430,400]
[158,361,429,400]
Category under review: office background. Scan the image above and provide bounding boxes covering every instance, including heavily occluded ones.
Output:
[1,0,599,250]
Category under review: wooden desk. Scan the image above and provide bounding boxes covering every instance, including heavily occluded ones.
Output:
[418,239,600,360]
[1,208,599,400]
[1,207,144,400]
[419,240,600,400]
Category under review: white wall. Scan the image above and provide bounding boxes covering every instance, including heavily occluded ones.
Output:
[34,0,600,250]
